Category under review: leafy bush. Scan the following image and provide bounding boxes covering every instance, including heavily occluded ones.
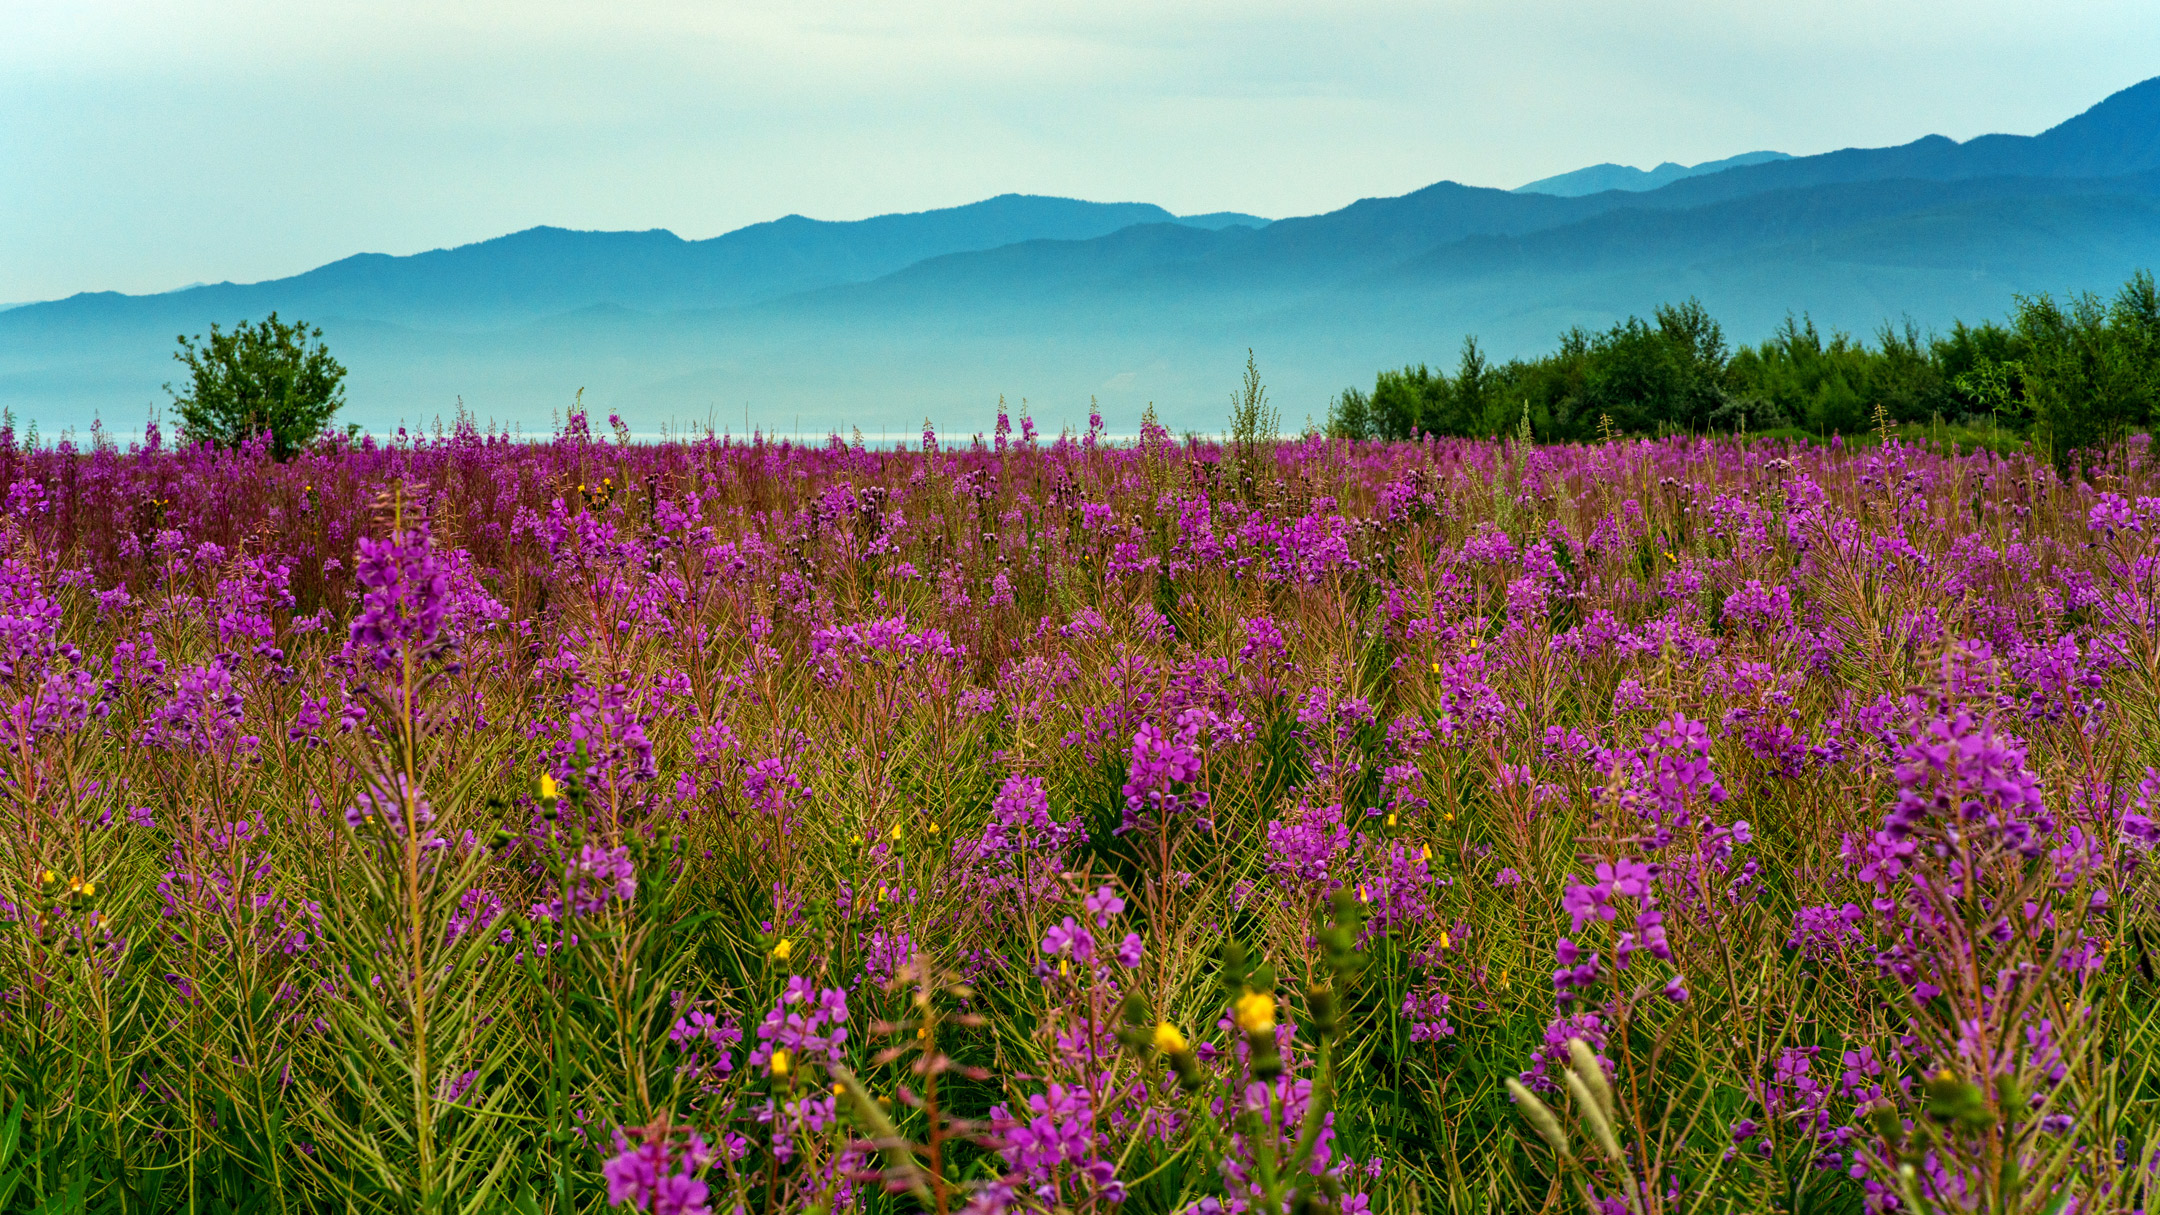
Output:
[166,312,347,458]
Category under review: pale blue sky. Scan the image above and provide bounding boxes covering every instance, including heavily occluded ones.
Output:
[5,0,2158,303]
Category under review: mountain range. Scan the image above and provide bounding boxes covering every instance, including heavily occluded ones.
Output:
[7,76,2160,437]
[1512,151,1793,197]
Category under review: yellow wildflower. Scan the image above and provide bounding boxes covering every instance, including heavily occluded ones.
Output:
[1421,844,1432,861]
[1439,930,1452,949]
[772,938,793,962]
[1154,1022,1189,1053]
[770,1049,792,1077]
[890,823,903,842]
[1058,959,1069,976]
[1385,813,1397,827]
[539,773,559,801]
[1233,990,1276,1035]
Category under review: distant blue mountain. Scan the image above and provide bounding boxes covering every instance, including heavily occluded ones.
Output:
[6,77,2160,435]
[1632,75,2160,208]
[14,195,1268,332]
[1514,151,1792,196]
[1174,212,1273,230]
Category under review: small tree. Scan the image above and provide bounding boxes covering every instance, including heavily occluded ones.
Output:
[166,312,346,458]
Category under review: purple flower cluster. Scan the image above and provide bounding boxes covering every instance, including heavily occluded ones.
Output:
[1121,716,1208,832]
[603,1126,714,1215]
[747,976,849,1074]
[347,528,452,671]
[533,843,636,921]
[986,1085,1126,1205]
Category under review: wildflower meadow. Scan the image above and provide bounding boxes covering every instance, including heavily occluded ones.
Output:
[2,407,2159,1215]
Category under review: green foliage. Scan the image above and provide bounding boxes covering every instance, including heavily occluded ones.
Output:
[1326,339,1505,440]
[2013,271,2160,472]
[166,312,347,459]
[1332,274,2160,459]
[1225,350,1281,495]
[1227,350,1280,458]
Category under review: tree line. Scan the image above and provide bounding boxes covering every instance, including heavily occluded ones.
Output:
[1326,271,2160,468]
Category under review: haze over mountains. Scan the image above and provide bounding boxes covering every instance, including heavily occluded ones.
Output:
[7,75,2160,437]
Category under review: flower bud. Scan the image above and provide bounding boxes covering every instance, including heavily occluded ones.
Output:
[1169,1047,1207,1092]
[1505,1078,1573,1161]
[1309,983,1340,1038]
[1566,1039,1614,1123]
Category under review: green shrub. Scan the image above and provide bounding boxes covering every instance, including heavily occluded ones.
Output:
[166,312,347,459]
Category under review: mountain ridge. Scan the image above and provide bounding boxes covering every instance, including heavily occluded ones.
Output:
[10,196,1271,331]
[8,76,2160,433]
[1513,151,1792,197]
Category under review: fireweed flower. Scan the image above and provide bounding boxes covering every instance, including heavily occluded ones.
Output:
[1115,932,1144,968]
[343,774,444,848]
[1831,707,2106,1201]
[1041,917,1095,963]
[347,528,452,671]
[747,976,849,1074]
[533,844,636,921]
[141,659,252,754]
[1120,719,1208,832]
[668,1009,742,1064]
[743,978,848,1162]
[1401,988,1456,1042]
[602,1126,715,1215]
[986,1084,1127,1204]
[1082,885,1125,926]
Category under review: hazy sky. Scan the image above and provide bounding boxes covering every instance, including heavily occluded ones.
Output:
[6,0,2158,303]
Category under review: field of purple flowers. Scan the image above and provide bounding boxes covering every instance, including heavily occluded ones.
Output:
[2,409,2158,1215]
